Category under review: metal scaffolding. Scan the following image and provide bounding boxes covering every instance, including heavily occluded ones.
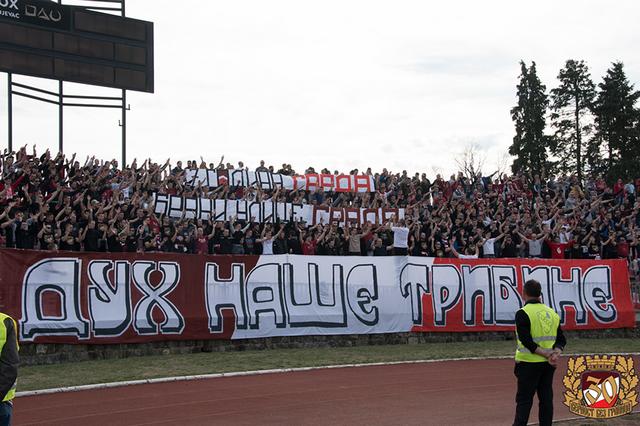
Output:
[6,0,130,167]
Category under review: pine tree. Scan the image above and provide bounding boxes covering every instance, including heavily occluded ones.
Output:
[509,61,550,175]
[593,61,640,181]
[550,60,596,182]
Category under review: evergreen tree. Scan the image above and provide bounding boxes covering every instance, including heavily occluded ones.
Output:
[509,61,550,175]
[593,61,640,181]
[550,60,596,182]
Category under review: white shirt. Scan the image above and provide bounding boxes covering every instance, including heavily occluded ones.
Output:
[391,226,409,248]
[483,238,496,255]
[262,238,274,255]
[458,254,479,259]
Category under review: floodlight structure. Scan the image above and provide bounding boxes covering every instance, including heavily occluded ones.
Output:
[1,0,154,167]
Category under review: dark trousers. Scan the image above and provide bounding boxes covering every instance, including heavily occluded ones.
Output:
[393,247,408,256]
[513,362,555,426]
[0,402,12,426]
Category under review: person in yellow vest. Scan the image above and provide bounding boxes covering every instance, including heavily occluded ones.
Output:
[513,279,566,426]
[0,312,19,426]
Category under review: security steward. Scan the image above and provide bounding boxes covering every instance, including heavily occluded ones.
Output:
[513,279,566,426]
[0,312,19,426]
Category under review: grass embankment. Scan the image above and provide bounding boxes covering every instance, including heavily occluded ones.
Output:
[18,337,640,392]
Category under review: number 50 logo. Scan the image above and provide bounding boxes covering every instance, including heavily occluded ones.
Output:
[582,373,620,408]
[563,355,639,419]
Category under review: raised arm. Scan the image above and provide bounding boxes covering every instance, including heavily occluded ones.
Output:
[537,230,551,242]
[274,223,285,239]
[0,202,16,223]
[256,225,268,242]
[79,225,88,242]
[494,231,507,242]
[449,239,461,258]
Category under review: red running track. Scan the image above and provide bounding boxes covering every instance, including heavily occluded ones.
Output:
[15,358,578,426]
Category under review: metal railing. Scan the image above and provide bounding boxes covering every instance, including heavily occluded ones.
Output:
[628,259,640,310]
[631,280,640,310]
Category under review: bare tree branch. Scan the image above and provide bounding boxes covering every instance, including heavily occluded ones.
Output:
[455,143,486,179]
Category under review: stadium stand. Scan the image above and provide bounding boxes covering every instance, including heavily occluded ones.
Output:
[1,145,640,308]
[0,146,639,256]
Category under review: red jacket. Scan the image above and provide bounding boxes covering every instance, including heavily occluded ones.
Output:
[547,240,571,259]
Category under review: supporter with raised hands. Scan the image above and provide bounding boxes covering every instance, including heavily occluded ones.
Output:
[479,227,507,258]
[386,215,411,256]
[300,224,321,255]
[449,237,479,259]
[344,221,365,256]
[517,227,549,258]
[228,215,251,255]
[257,223,284,255]
[546,224,573,259]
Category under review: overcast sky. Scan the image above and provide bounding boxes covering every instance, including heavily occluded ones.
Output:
[2,0,639,176]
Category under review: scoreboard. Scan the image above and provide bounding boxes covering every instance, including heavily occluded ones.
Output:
[0,0,154,92]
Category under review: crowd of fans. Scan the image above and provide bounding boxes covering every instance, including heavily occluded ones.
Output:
[1,146,640,273]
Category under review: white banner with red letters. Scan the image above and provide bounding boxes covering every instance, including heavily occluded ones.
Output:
[185,169,376,193]
[0,249,634,344]
[154,194,404,226]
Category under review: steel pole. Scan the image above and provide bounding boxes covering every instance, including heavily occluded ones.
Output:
[59,80,63,154]
[7,73,13,153]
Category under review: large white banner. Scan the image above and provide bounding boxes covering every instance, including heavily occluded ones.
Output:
[5,250,633,344]
[154,194,404,225]
[185,169,376,193]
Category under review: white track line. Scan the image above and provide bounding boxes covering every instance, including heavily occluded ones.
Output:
[17,352,640,398]
[530,410,640,424]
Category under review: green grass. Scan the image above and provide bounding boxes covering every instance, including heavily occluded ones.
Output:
[18,338,640,392]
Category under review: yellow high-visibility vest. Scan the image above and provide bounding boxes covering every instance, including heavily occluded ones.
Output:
[515,303,560,363]
[0,312,18,402]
